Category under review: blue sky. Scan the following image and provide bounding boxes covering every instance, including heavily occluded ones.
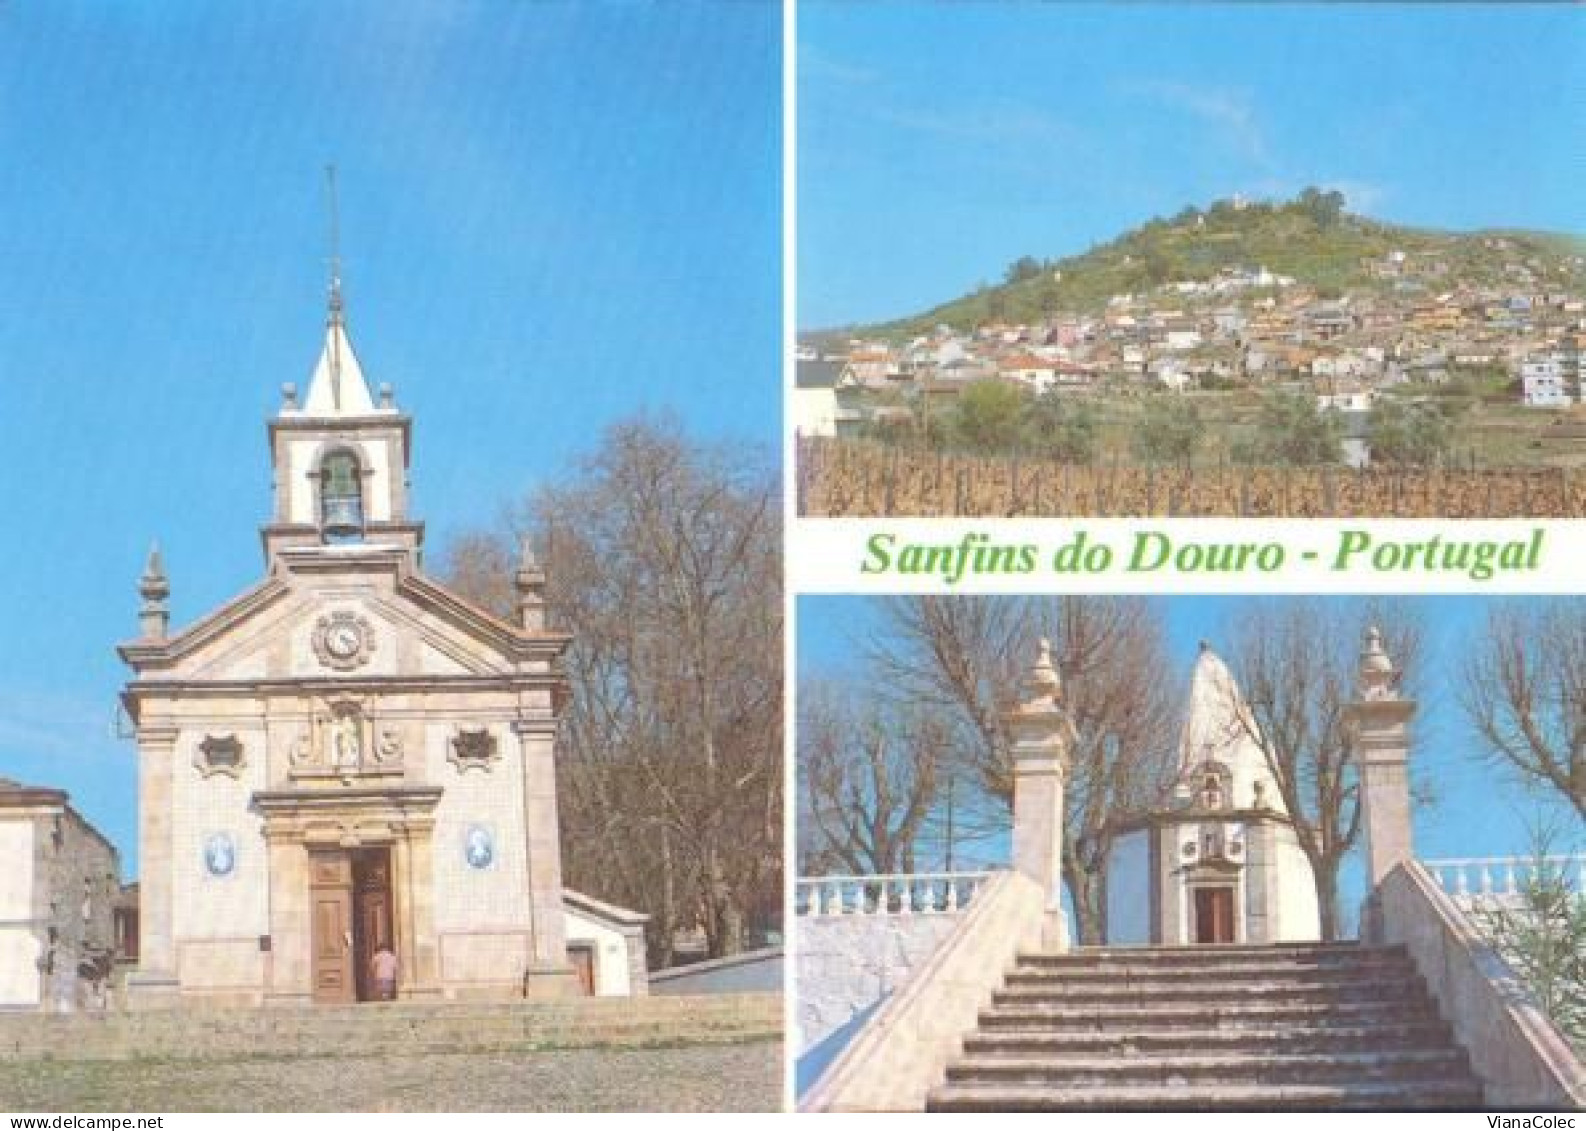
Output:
[0,1,780,876]
[799,2,1586,328]
[797,596,1582,924]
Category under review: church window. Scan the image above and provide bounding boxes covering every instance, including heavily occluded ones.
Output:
[319,450,365,541]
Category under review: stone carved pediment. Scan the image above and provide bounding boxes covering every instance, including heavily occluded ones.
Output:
[286,698,406,785]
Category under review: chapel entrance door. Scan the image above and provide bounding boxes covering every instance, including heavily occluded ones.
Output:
[568,943,596,996]
[310,851,355,1003]
[351,848,395,1002]
[1194,886,1236,944]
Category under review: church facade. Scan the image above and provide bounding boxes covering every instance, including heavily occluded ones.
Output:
[119,294,586,1006]
[1104,643,1321,946]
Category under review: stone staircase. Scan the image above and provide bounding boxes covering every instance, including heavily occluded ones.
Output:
[927,943,1485,1111]
[0,993,782,1063]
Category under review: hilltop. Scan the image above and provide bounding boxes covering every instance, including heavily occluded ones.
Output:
[843,190,1585,340]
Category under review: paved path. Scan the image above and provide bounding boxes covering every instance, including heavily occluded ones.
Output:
[0,1040,783,1112]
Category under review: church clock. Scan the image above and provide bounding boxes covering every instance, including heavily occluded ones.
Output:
[312,611,375,671]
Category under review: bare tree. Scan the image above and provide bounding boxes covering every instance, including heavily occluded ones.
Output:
[797,678,948,875]
[863,597,1178,944]
[1460,602,1586,820]
[438,416,781,963]
[1227,600,1421,941]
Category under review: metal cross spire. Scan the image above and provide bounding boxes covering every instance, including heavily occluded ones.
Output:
[325,163,344,410]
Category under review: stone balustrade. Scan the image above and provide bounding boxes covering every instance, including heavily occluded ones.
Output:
[1424,854,1586,902]
[794,872,990,918]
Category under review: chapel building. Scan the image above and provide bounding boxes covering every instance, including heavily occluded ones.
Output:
[0,780,121,1011]
[118,284,615,1006]
[1103,643,1321,946]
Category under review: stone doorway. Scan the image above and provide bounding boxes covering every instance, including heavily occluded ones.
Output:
[568,943,596,996]
[309,846,395,1003]
[1193,885,1236,944]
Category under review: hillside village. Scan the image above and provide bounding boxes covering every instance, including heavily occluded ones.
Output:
[798,199,1586,465]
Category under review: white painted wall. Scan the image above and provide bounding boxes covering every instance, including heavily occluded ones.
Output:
[792,388,838,438]
[796,914,964,1054]
[1273,829,1322,941]
[0,822,38,1007]
[0,822,32,920]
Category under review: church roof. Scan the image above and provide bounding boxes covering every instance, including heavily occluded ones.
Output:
[1176,642,1286,814]
[296,319,377,416]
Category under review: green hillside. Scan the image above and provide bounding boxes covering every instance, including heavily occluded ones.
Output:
[856,191,1586,339]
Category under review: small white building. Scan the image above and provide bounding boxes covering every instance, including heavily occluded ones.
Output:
[1520,354,1571,407]
[563,889,649,997]
[1104,644,1320,946]
[0,780,121,1011]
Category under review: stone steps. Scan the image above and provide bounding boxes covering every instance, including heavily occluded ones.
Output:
[1010,950,1412,980]
[977,998,1442,1032]
[0,993,782,1062]
[963,1021,1457,1058]
[991,978,1425,1007]
[945,1047,1472,1089]
[927,1080,1485,1112]
[928,943,1483,1111]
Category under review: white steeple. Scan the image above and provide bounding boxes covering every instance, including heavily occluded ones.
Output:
[261,167,417,562]
[1177,642,1285,815]
[285,165,390,420]
[296,319,382,417]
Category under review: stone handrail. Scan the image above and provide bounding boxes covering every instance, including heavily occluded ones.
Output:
[1377,860,1585,1109]
[795,872,991,918]
[799,869,1046,1112]
[1423,854,1586,899]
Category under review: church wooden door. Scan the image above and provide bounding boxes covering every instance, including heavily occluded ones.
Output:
[1194,886,1236,944]
[310,852,354,1003]
[351,848,394,1002]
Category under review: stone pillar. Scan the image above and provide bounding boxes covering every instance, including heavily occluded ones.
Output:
[1244,816,1277,944]
[515,717,576,996]
[1347,626,1417,893]
[138,545,169,640]
[393,821,442,1000]
[1006,639,1075,949]
[263,833,312,1005]
[515,538,547,632]
[126,725,180,1008]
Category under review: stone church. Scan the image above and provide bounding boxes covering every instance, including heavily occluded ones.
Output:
[1103,643,1320,946]
[118,286,643,1006]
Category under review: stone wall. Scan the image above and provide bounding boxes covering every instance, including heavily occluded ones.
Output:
[1378,861,1585,1109]
[45,806,121,1009]
[651,947,782,996]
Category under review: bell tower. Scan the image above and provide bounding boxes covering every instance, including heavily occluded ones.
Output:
[261,169,421,564]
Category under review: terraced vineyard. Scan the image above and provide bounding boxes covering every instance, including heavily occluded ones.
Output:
[798,437,1586,518]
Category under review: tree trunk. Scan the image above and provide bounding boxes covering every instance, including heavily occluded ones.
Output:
[653,825,677,969]
[1063,858,1106,946]
[1313,853,1343,942]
